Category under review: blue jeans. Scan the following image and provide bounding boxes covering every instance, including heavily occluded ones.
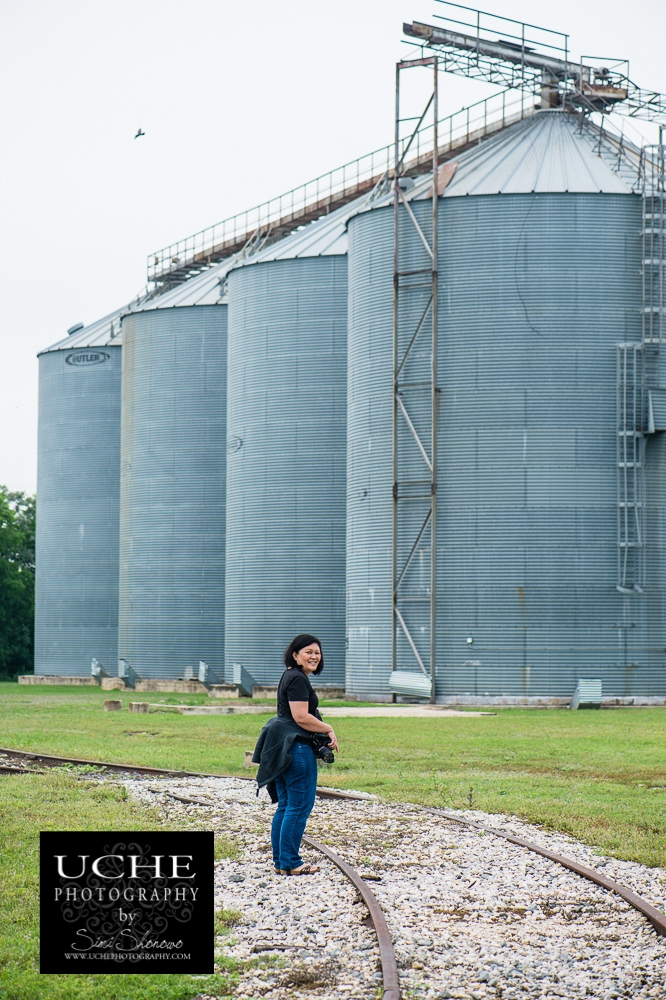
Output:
[271,741,318,871]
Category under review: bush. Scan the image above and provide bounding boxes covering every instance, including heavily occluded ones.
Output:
[0,486,36,679]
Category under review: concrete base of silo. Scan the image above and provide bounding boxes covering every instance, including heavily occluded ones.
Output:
[432,695,666,708]
[18,675,98,686]
[347,688,666,707]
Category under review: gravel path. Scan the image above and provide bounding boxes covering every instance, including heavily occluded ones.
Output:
[121,774,666,1000]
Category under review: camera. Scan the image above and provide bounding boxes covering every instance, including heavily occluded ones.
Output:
[310,733,335,764]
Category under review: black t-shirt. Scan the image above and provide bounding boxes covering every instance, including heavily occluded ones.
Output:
[277,668,322,722]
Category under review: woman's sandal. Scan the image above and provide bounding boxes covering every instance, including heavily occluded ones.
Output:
[285,864,319,876]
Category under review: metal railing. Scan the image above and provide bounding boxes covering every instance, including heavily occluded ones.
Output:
[147,88,535,288]
[407,3,666,122]
[147,146,392,287]
[432,0,570,60]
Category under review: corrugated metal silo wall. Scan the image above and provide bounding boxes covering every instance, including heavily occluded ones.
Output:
[346,210,394,696]
[346,192,665,699]
[119,305,226,677]
[35,345,121,674]
[225,257,347,687]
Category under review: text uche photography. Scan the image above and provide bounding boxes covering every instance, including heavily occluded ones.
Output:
[39,831,214,974]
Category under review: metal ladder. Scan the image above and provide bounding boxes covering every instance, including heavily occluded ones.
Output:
[642,146,666,346]
[616,143,665,592]
[616,342,644,592]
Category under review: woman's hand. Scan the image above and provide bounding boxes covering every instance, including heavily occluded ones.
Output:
[289,701,339,750]
[325,729,339,752]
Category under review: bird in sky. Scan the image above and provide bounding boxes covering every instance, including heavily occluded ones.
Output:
[134,128,145,139]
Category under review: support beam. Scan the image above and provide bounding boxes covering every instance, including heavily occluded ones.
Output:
[392,57,438,703]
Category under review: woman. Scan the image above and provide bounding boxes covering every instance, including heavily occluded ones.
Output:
[264,633,338,875]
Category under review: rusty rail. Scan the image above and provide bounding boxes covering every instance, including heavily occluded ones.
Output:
[0,748,363,801]
[425,807,666,938]
[303,835,401,1000]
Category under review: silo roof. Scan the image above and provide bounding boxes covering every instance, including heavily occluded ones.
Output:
[229,185,375,269]
[123,255,234,314]
[38,303,131,354]
[354,110,642,218]
[39,253,233,354]
[441,110,641,197]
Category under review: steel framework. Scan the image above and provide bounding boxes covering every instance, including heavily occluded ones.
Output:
[391,57,439,700]
[404,2,666,122]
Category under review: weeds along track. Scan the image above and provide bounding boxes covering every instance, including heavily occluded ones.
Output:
[3,747,666,999]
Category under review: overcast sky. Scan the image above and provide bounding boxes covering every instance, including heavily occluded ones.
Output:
[1,0,664,494]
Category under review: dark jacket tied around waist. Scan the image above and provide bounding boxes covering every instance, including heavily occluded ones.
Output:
[252,716,313,803]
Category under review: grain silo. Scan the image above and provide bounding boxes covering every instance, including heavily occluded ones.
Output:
[225,206,351,687]
[346,109,666,701]
[35,309,126,675]
[118,267,228,679]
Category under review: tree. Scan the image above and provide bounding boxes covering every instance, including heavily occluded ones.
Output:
[0,487,36,679]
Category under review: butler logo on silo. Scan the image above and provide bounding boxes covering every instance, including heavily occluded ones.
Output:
[40,831,213,973]
[65,351,110,366]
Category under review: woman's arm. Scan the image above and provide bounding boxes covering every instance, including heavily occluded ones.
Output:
[288,701,338,751]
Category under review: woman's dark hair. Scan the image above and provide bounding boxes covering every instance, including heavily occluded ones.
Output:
[283,633,324,675]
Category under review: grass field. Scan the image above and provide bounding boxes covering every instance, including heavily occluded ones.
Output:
[0,771,244,1000]
[1,682,666,998]
[1,682,665,867]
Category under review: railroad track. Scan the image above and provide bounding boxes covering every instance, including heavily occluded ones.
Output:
[3,746,665,999]
[0,747,359,800]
